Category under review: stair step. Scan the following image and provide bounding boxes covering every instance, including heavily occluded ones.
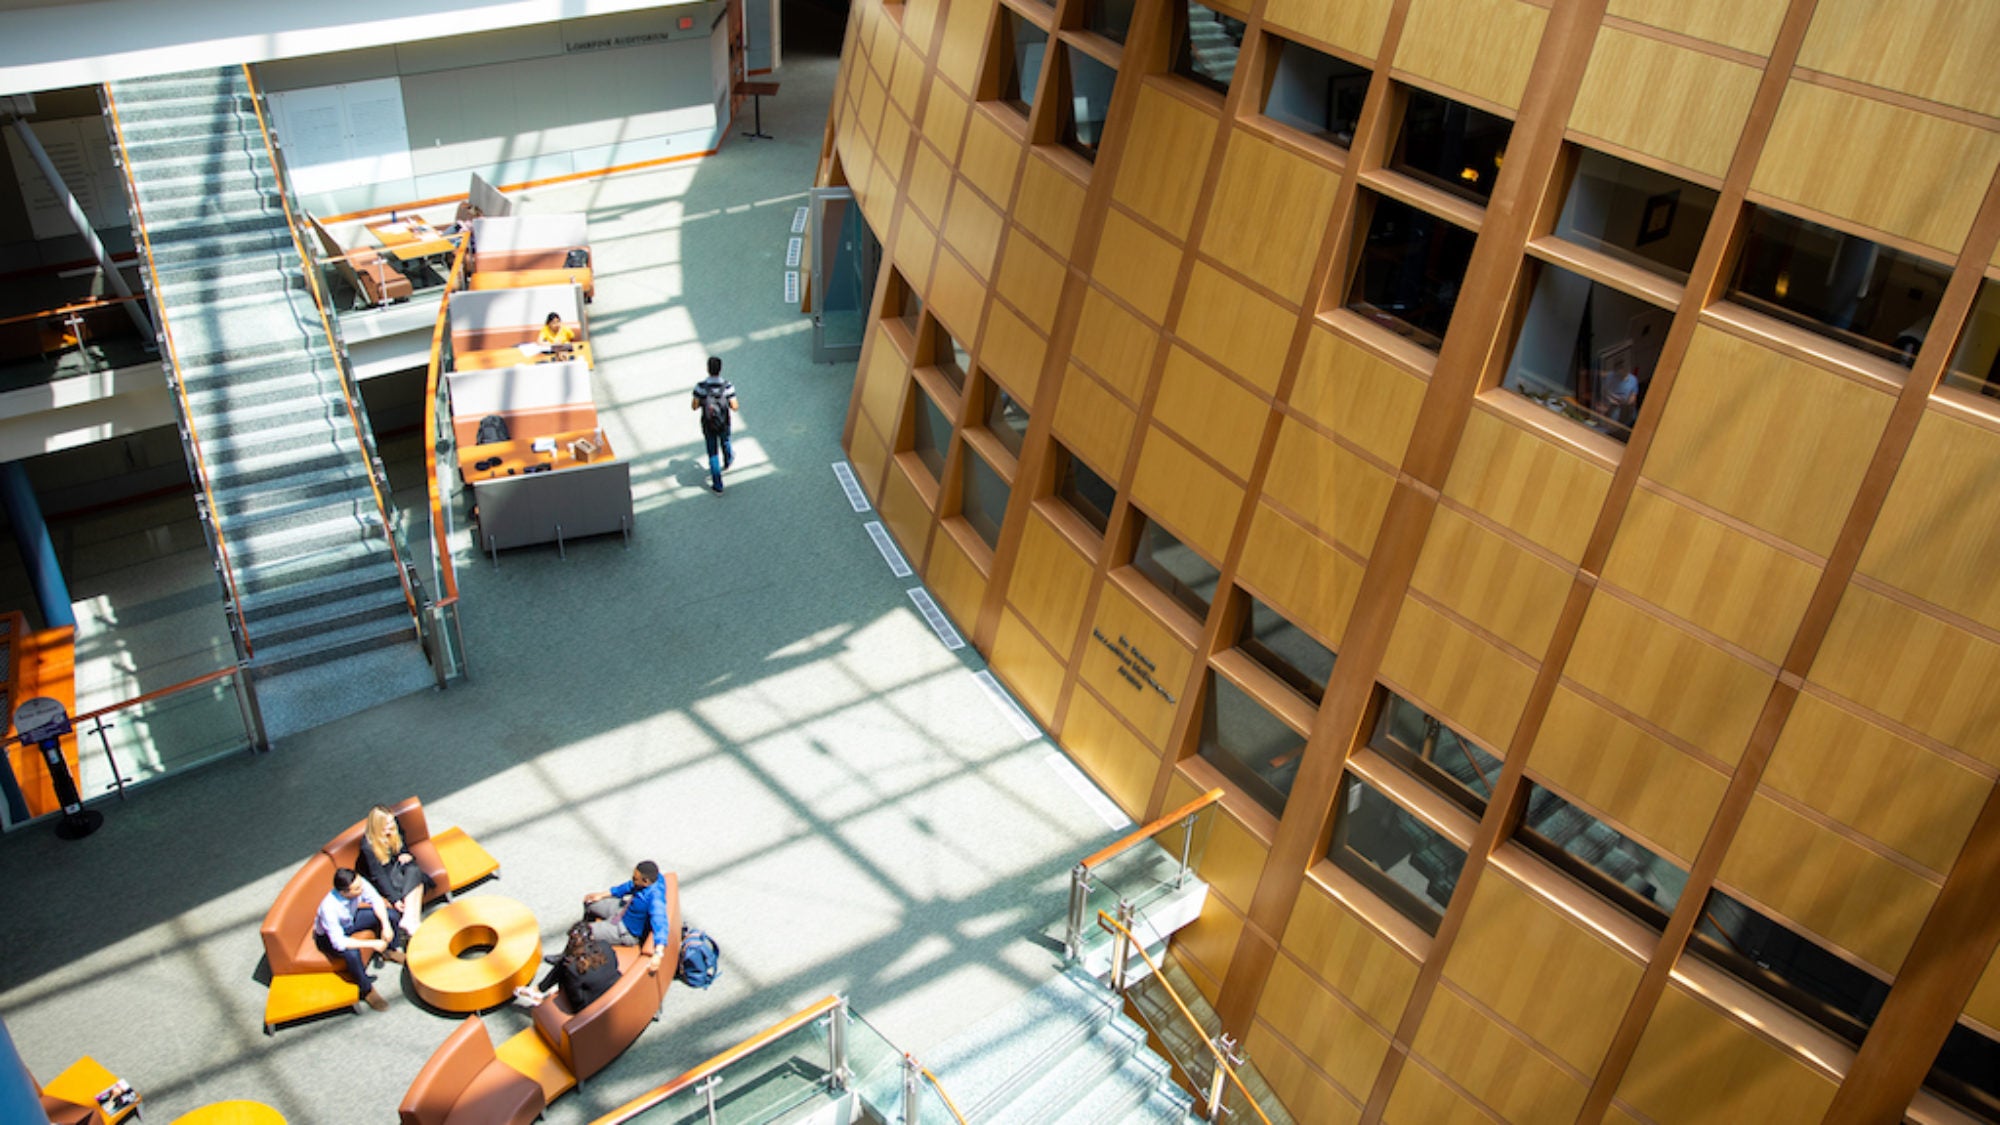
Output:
[178,342,324,385]
[242,586,410,650]
[224,510,385,570]
[170,321,322,373]
[147,227,293,267]
[239,558,404,622]
[1051,1044,1190,1125]
[184,369,339,414]
[236,538,393,596]
[144,211,292,245]
[154,269,309,311]
[111,71,245,102]
[250,611,416,678]
[150,247,295,284]
[112,91,247,123]
[202,413,356,460]
[139,188,282,227]
[197,394,343,438]
[993,1013,1151,1124]
[130,166,267,202]
[205,440,364,490]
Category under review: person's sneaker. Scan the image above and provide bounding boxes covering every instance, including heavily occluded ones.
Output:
[723,453,734,470]
[364,990,389,1012]
[543,952,563,965]
[711,482,724,494]
[383,948,406,964]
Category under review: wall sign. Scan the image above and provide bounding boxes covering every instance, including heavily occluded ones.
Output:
[1092,628,1177,705]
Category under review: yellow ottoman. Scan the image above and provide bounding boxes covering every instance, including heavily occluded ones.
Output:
[264,971,361,1034]
[433,826,501,895]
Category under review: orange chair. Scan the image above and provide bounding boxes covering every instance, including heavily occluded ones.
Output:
[399,1017,546,1125]
[529,874,680,1085]
[351,247,414,306]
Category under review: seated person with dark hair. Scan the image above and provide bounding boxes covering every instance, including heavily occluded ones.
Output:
[538,312,577,358]
[577,860,669,976]
[515,922,618,1011]
[314,867,403,1011]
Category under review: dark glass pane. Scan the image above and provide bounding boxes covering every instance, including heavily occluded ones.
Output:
[1726,206,1950,368]
[911,389,951,481]
[998,9,1049,113]
[1057,445,1116,534]
[1060,47,1118,160]
[1346,194,1478,351]
[1518,781,1687,926]
[1502,262,1671,442]
[895,277,925,339]
[1131,515,1220,619]
[1690,887,1892,1044]
[1198,672,1305,816]
[1328,773,1466,934]
[1554,148,1717,283]
[1261,38,1369,147]
[1174,1,1243,94]
[984,385,1029,458]
[960,446,1011,549]
[1943,278,2000,404]
[1239,597,1335,704]
[1928,1021,2000,1121]
[1390,87,1512,205]
[1085,0,1137,43]
[934,324,970,395]
[1368,691,1500,812]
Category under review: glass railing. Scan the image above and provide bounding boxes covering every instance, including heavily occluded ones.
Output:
[70,666,261,801]
[592,995,965,1125]
[420,236,471,681]
[1065,788,1222,963]
[0,295,157,390]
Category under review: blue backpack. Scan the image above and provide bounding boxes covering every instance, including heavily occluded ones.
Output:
[676,926,720,989]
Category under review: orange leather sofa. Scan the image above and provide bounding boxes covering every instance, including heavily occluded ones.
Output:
[399,1016,546,1125]
[530,875,680,1084]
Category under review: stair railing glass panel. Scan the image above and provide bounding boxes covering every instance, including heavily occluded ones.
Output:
[1065,787,1222,962]
[846,1008,969,1125]
[66,666,257,808]
[0,295,157,390]
[420,237,471,683]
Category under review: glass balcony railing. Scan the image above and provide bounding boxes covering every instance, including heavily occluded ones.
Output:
[1064,788,1222,965]
[0,296,157,391]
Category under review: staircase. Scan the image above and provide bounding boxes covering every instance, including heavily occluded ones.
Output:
[106,66,433,739]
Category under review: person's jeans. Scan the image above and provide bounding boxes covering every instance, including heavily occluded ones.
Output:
[584,896,643,946]
[704,430,733,490]
[315,905,399,991]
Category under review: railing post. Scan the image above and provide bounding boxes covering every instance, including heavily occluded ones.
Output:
[828,997,851,1092]
[1178,811,1199,889]
[903,1053,922,1125]
[1065,862,1091,962]
[232,662,269,752]
[697,1074,722,1125]
[1205,1033,1239,1122]
[88,715,128,801]
[1110,902,1135,993]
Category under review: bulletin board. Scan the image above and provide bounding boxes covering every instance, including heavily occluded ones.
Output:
[267,77,415,196]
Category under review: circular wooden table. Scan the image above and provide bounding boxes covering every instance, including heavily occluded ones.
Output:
[169,1102,284,1124]
[406,896,542,1012]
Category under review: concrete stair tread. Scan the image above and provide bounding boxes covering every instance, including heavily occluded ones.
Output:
[248,612,417,678]
[243,586,411,646]
[212,483,379,537]
[184,374,338,415]
[987,1013,1150,1124]
[205,439,365,486]
[1051,1046,1191,1125]
[223,510,386,570]
[238,559,404,619]
[199,396,342,437]
[200,413,354,457]
[237,539,393,593]
[253,640,434,742]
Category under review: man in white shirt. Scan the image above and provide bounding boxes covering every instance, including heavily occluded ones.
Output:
[313,867,400,1010]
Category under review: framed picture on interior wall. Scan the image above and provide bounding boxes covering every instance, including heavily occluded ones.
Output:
[1637,190,1679,246]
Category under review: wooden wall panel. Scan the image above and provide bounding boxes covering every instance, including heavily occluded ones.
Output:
[1262,0,1391,59]
[1859,410,2000,633]
[1568,27,1760,181]
[927,247,987,342]
[1616,985,1840,1124]
[1440,872,1645,1075]
[1009,511,1095,651]
[1379,595,1540,753]
[1411,986,1591,1123]
[1063,686,1165,815]
[927,526,990,630]
[1200,804,1275,910]
[1645,327,1896,556]
[876,109,913,192]
[1237,504,1367,648]
[943,179,1006,277]
[892,210,937,293]
[1719,792,1940,973]
[1014,152,1086,256]
[1199,131,1344,304]
[1282,882,1422,1028]
[1530,686,1730,864]
[1394,0,1548,112]
[849,416,892,505]
[1112,84,1221,241]
[1381,1062,1496,1125]
[1130,427,1248,560]
[1606,0,1785,54]
[1763,692,1990,875]
[1092,209,1184,324]
[1174,263,1299,396]
[1411,506,1573,658]
[1080,584,1193,749]
[1563,594,1775,767]
[1073,286,1161,402]
[989,609,1066,726]
[995,230,1066,330]
[889,39,925,116]
[905,140,953,226]
[1245,1026,1367,1125]
[1601,488,1823,665]
[858,329,913,438]
[958,109,1025,209]
[1753,82,2000,257]
[901,0,940,54]
[1291,328,1428,468]
[1152,347,1270,480]
[879,459,935,563]
[922,76,971,163]
[1178,893,1247,988]
[978,301,1047,404]
[1967,951,2000,1030]
[1051,367,1137,479]
[933,0,993,92]
[1442,409,1612,563]
[1263,417,1397,556]
[1259,953,1399,1102]
[1809,584,2000,770]
[1799,0,2000,118]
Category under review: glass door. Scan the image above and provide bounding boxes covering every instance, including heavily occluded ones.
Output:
[810,187,879,363]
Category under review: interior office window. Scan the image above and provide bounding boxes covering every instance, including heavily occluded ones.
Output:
[1390,87,1511,206]
[960,445,1012,549]
[1345,193,1479,351]
[1518,780,1687,927]
[1553,148,1717,283]
[1943,278,2000,404]
[1055,443,1117,534]
[1502,261,1672,442]
[1328,772,1467,934]
[1172,0,1244,94]
[1927,1021,2000,1121]
[932,320,971,395]
[910,387,953,483]
[1689,886,1892,1044]
[1725,206,1950,368]
[1198,672,1307,816]
[890,272,925,342]
[1259,36,1369,147]
[1368,689,1501,813]
[1084,0,1138,43]
[1058,46,1118,161]
[1131,513,1221,619]
[1237,595,1335,705]
[995,7,1050,115]
[983,382,1030,458]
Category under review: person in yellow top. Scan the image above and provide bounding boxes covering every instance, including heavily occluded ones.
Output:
[538,312,577,354]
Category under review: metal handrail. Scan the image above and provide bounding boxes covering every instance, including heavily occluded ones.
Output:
[591,995,846,1123]
[1066,788,1222,960]
[0,293,147,329]
[100,83,255,660]
[918,1061,969,1124]
[238,64,422,631]
[1096,909,1274,1125]
[1080,788,1224,871]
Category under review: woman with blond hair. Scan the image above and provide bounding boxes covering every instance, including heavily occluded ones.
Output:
[356,805,430,952]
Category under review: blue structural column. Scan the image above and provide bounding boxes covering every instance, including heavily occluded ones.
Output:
[0,1017,46,1120]
[0,460,72,629]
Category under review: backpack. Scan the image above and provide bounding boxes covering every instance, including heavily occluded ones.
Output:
[474,414,509,444]
[676,926,720,989]
[564,247,589,269]
[700,386,729,435]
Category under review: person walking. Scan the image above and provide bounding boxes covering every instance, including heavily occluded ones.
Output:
[692,356,739,494]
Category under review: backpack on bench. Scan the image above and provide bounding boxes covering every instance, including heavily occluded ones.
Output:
[676,926,720,989]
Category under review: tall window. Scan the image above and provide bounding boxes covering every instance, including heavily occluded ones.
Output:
[983,382,1030,458]
[930,319,972,395]
[1928,1021,2000,1121]
[1346,194,1478,350]
[1328,773,1466,934]
[1237,595,1335,705]
[960,445,1011,549]
[1552,148,1717,283]
[1502,262,1670,442]
[1172,0,1243,94]
[1084,0,1137,44]
[1130,513,1220,620]
[1058,45,1118,160]
[1367,690,1500,813]
[1197,672,1306,816]
[1390,87,1511,206]
[994,7,1049,115]
[1517,781,1687,927]
[1259,36,1369,148]
[1689,886,1892,1044]
[1055,443,1116,534]
[909,388,952,482]
[1943,278,2000,404]
[1726,206,1949,368]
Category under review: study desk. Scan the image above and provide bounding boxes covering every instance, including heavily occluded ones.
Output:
[366,219,459,261]
[454,342,594,371]
[459,428,614,483]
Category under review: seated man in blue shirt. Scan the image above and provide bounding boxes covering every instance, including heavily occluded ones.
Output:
[313,867,402,1011]
[579,860,670,976]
